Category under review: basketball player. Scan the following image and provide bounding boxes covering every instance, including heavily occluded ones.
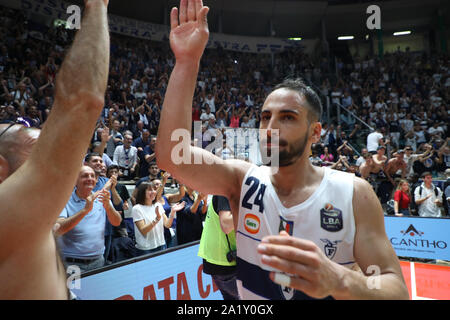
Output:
[156,0,408,299]
[0,0,110,299]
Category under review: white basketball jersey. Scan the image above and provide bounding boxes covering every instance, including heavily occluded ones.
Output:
[236,165,356,300]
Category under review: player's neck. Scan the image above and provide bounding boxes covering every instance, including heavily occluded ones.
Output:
[270,156,322,196]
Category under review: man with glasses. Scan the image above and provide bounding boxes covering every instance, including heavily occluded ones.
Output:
[0,0,110,299]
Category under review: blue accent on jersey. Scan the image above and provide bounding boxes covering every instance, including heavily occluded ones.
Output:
[237,230,261,242]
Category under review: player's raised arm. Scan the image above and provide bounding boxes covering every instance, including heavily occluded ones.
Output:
[0,0,110,246]
[156,0,249,198]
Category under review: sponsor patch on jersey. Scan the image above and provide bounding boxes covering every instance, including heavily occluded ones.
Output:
[278,215,294,236]
[244,214,260,234]
[320,239,342,259]
[320,203,343,232]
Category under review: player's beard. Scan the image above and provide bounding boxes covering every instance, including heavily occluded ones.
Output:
[278,132,309,167]
[261,132,309,167]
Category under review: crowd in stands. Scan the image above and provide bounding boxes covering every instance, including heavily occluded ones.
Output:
[309,48,449,217]
[0,5,449,272]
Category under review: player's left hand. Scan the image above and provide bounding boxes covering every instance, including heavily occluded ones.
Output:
[257,231,346,299]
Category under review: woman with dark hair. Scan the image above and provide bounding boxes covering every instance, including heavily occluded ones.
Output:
[132,182,185,256]
[229,105,243,128]
[320,146,334,166]
[152,172,185,248]
[393,179,411,216]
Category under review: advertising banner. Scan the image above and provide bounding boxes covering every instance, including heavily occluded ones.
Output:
[20,0,317,54]
[399,261,450,300]
[385,216,450,261]
[71,243,223,300]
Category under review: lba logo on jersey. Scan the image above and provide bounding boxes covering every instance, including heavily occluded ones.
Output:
[278,215,294,236]
[320,203,343,232]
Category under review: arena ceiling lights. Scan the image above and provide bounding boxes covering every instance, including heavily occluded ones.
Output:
[337,36,354,40]
[393,31,412,36]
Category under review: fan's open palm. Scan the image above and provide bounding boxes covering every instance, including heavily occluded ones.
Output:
[172,201,186,212]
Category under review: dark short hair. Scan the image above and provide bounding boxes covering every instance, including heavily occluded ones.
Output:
[271,78,322,123]
[85,152,101,163]
[408,172,420,184]
[422,171,433,178]
[107,164,119,173]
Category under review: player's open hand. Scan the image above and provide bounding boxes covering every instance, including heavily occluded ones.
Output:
[170,0,209,64]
